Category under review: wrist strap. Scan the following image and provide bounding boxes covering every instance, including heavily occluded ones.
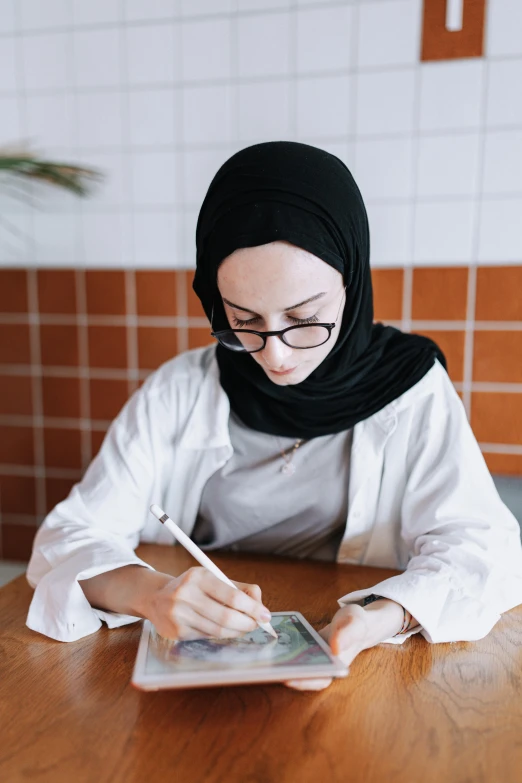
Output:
[362,594,414,636]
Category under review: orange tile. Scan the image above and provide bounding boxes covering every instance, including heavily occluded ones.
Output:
[37,269,77,314]
[136,270,177,316]
[188,328,215,351]
[0,270,28,313]
[421,0,486,61]
[0,475,36,514]
[40,324,79,366]
[483,453,522,477]
[42,375,81,418]
[1,523,37,560]
[89,378,129,421]
[88,325,128,369]
[0,323,31,364]
[45,476,77,514]
[138,327,178,370]
[91,429,107,457]
[471,393,522,445]
[43,427,83,469]
[412,330,465,382]
[0,426,34,466]
[473,332,522,383]
[475,267,522,321]
[183,271,207,319]
[86,270,126,315]
[412,267,468,321]
[0,375,33,415]
[371,269,403,322]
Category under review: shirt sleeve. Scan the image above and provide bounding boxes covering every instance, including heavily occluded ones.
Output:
[338,368,522,645]
[26,380,162,643]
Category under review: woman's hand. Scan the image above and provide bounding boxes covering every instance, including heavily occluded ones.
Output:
[142,567,272,641]
[284,598,407,692]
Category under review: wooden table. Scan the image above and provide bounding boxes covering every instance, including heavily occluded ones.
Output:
[1,545,522,783]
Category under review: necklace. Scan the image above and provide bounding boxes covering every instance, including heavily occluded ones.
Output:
[277,438,304,477]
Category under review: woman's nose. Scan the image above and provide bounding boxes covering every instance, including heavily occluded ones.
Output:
[261,335,294,369]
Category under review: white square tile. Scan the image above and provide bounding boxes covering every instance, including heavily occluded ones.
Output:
[355,137,414,200]
[417,133,480,197]
[297,0,339,5]
[81,211,125,265]
[26,94,75,150]
[131,151,179,206]
[478,198,522,263]
[128,89,177,146]
[0,97,21,143]
[19,0,71,30]
[357,0,422,68]
[356,69,416,136]
[413,201,475,264]
[72,0,122,25]
[487,0,522,57]
[22,32,71,91]
[0,212,30,265]
[33,213,78,264]
[180,0,233,14]
[183,147,233,206]
[297,75,352,138]
[0,37,17,91]
[0,0,16,33]
[75,152,128,208]
[238,0,290,10]
[367,203,413,267]
[482,131,522,195]
[486,60,522,127]
[76,92,124,149]
[238,12,292,78]
[73,29,122,88]
[125,0,178,21]
[419,60,484,132]
[132,212,179,267]
[183,84,234,145]
[238,80,292,143]
[296,5,354,73]
[126,24,178,85]
[181,18,232,82]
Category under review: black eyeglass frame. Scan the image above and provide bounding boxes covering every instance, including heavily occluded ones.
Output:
[211,286,346,354]
[211,322,336,353]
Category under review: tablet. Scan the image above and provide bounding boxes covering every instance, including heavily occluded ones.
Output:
[131,612,348,690]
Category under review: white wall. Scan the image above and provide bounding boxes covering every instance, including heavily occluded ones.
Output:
[0,0,521,269]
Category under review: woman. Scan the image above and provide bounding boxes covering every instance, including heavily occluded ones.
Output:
[26,142,522,691]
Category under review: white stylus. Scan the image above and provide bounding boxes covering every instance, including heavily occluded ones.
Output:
[149,504,278,639]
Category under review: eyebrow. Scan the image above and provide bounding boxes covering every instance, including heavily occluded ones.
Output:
[222,292,327,314]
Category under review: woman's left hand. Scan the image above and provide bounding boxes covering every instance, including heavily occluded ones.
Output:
[284,598,408,691]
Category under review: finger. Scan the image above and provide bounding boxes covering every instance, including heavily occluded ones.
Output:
[235,581,263,604]
[173,604,250,639]
[284,678,333,691]
[175,592,260,634]
[199,572,269,621]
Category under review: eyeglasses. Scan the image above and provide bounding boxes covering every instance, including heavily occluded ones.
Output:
[211,288,346,354]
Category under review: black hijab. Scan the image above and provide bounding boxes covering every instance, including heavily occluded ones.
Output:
[193,141,445,439]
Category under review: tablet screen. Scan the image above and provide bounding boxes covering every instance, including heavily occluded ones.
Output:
[144,613,333,676]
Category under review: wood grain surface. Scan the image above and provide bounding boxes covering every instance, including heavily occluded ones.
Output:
[1,545,522,783]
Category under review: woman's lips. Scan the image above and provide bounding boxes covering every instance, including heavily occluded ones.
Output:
[268,366,297,376]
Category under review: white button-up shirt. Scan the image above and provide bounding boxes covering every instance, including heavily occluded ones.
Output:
[26,347,522,644]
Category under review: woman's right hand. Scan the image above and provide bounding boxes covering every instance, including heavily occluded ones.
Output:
[143,567,272,641]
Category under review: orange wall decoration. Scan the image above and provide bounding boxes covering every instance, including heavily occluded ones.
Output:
[421,0,487,61]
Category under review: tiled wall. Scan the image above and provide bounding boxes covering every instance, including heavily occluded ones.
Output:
[1,264,521,559]
[1,0,522,558]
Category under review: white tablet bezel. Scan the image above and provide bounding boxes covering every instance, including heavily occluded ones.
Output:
[131,611,348,691]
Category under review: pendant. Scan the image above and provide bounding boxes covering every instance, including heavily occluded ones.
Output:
[281,462,296,476]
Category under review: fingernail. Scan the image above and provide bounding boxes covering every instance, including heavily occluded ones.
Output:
[260,609,271,622]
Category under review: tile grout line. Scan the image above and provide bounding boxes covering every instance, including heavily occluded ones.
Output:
[76,269,92,469]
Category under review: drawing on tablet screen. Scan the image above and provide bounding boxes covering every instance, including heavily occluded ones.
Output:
[145,614,332,675]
